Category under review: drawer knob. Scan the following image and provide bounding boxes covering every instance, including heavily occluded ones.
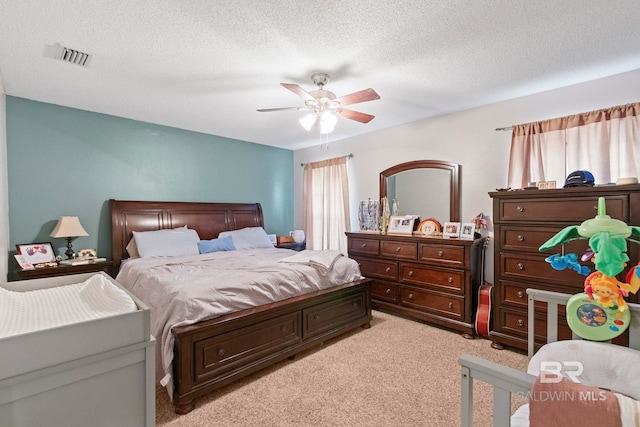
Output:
[447,277,453,283]
[408,270,414,277]
[408,293,414,300]
[517,319,524,327]
[352,302,358,308]
[385,267,391,273]
[448,302,453,309]
[517,291,524,298]
[437,250,444,257]
[361,243,367,248]
[314,314,320,320]
[280,325,286,332]
[517,235,524,242]
[517,262,524,270]
[395,247,401,252]
[218,348,225,356]
[385,288,391,295]
[517,206,524,212]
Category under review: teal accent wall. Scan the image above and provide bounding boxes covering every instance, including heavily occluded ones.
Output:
[6,96,293,266]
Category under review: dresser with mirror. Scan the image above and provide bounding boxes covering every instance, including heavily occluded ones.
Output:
[346,160,485,337]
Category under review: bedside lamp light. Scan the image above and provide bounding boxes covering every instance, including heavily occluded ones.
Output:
[50,216,89,259]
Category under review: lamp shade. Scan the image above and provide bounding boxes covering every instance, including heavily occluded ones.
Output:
[50,216,89,238]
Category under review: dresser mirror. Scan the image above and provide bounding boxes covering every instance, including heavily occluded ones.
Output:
[380,160,460,223]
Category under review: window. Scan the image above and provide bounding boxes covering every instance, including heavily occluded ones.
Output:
[302,156,351,252]
[508,103,640,189]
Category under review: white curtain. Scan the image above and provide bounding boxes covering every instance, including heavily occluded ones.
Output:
[302,156,351,253]
[508,103,640,189]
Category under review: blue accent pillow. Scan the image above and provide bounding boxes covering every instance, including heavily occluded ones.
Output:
[198,236,236,254]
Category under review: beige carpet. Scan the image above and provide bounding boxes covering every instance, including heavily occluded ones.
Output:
[156,310,528,426]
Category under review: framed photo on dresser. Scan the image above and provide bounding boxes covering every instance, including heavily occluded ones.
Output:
[459,223,475,240]
[443,222,461,238]
[387,215,416,234]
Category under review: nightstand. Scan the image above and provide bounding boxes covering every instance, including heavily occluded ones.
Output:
[276,241,306,252]
[16,259,113,280]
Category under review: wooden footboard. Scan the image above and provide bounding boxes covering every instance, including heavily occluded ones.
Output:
[171,279,372,414]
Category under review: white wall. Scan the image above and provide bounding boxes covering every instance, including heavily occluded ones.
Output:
[293,69,640,282]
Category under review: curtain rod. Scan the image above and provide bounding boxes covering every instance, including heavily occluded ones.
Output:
[300,153,353,167]
[495,126,513,131]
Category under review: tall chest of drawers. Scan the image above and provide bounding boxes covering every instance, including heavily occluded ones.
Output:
[346,232,485,336]
[489,185,640,350]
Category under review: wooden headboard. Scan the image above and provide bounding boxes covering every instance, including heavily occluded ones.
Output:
[109,199,264,271]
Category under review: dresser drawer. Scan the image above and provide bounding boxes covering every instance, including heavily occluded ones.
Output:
[352,256,398,281]
[348,237,380,256]
[497,307,572,341]
[400,262,464,293]
[498,195,627,222]
[418,243,464,266]
[499,253,587,288]
[499,225,590,253]
[400,286,464,319]
[499,280,568,314]
[370,280,399,303]
[381,240,417,260]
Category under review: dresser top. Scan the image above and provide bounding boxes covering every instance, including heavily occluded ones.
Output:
[489,184,640,199]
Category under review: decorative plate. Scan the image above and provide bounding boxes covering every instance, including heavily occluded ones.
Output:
[416,218,442,236]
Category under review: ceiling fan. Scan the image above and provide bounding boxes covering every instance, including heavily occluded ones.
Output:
[257,73,380,134]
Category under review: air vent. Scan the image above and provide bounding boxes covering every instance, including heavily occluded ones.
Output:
[59,47,90,66]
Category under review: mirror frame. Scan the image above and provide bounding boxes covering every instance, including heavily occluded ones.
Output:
[379,160,460,222]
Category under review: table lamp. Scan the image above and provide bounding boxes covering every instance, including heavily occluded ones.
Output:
[50,216,89,259]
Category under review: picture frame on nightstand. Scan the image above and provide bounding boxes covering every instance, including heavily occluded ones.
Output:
[15,242,56,266]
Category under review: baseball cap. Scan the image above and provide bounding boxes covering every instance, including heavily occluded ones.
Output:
[563,170,595,188]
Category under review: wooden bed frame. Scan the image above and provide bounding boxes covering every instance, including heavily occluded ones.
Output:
[110,199,372,414]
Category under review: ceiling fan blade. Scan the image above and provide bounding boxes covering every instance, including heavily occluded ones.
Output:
[338,108,375,124]
[257,107,302,112]
[334,88,380,106]
[281,83,316,102]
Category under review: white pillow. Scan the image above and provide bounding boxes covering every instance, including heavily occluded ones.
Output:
[218,227,274,250]
[126,226,187,258]
[132,228,200,258]
[528,340,640,400]
[126,237,140,258]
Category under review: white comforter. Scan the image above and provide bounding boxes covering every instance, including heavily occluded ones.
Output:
[115,248,362,397]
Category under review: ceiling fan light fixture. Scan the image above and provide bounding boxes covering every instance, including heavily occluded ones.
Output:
[320,111,337,134]
[299,113,317,131]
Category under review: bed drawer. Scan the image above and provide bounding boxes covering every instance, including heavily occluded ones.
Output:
[400,286,464,320]
[194,312,302,381]
[353,256,398,281]
[400,262,464,294]
[303,291,368,339]
[418,243,465,266]
[498,196,627,222]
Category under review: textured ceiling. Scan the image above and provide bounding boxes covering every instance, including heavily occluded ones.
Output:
[1,1,640,150]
